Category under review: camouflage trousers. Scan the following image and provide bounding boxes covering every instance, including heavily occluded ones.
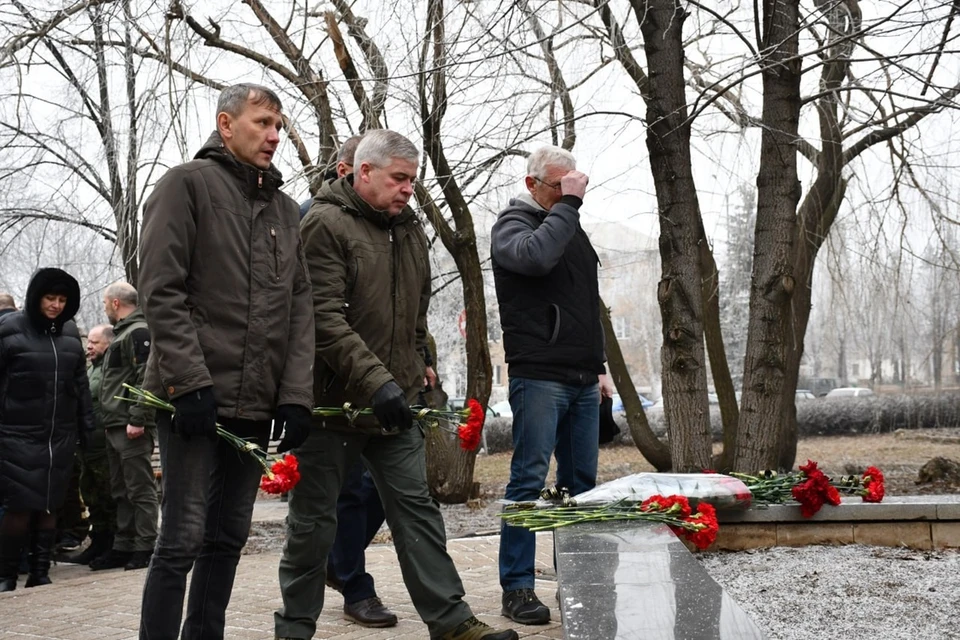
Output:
[81,430,117,535]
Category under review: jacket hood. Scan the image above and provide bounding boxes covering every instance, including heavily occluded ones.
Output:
[195,131,285,195]
[316,175,415,229]
[503,193,549,222]
[24,267,81,334]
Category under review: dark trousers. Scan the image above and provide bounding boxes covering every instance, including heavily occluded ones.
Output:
[275,427,472,639]
[139,414,269,640]
[329,461,385,604]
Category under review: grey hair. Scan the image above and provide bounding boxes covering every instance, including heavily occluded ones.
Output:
[217,84,282,117]
[90,323,115,342]
[338,135,363,165]
[353,130,418,169]
[527,146,576,180]
[104,281,138,307]
[0,293,14,310]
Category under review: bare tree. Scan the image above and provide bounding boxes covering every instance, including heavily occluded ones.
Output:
[0,0,187,286]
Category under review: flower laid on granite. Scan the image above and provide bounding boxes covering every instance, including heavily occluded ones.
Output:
[835,465,885,503]
[791,460,842,517]
[313,399,485,451]
[119,384,300,493]
[500,493,721,549]
[732,459,886,517]
[260,455,300,494]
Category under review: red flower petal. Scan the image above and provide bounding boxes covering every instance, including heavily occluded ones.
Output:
[457,399,484,451]
[260,454,302,494]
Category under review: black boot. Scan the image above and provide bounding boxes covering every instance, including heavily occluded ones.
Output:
[0,533,27,592]
[65,531,114,566]
[24,529,56,588]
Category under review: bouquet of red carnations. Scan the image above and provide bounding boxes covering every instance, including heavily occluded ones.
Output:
[312,398,485,451]
[119,384,300,494]
[731,460,885,517]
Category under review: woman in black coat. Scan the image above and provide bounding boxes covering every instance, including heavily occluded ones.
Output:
[0,267,94,591]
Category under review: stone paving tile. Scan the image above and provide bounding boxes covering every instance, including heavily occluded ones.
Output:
[0,533,561,640]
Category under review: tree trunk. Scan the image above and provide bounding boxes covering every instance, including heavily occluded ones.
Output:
[734,0,802,472]
[699,223,739,471]
[601,297,671,470]
[416,0,490,502]
[638,0,712,472]
[775,0,851,470]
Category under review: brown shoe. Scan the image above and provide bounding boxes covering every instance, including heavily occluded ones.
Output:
[437,616,519,640]
[343,596,398,628]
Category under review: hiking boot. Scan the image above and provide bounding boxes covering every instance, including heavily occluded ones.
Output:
[56,532,86,552]
[89,549,132,571]
[124,549,153,571]
[343,596,398,628]
[65,532,114,566]
[501,588,550,625]
[437,616,519,640]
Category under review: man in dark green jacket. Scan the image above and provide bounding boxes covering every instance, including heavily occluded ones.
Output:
[275,129,517,640]
[89,282,158,572]
[138,83,315,640]
[67,324,118,565]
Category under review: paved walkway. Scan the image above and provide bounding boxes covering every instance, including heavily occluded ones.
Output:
[0,525,563,640]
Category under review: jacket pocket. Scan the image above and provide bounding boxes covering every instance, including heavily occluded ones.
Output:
[547,304,561,346]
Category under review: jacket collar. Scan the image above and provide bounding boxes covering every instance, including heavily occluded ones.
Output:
[195,131,285,199]
[319,175,415,230]
[112,307,146,333]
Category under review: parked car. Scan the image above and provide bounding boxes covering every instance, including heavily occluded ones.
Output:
[824,387,874,399]
[487,400,513,419]
[611,393,654,413]
[795,389,816,401]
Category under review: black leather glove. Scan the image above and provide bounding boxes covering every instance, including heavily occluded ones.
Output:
[171,386,218,441]
[77,427,89,451]
[273,404,312,453]
[371,380,413,432]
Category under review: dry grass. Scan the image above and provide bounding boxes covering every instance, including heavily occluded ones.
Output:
[473,432,960,499]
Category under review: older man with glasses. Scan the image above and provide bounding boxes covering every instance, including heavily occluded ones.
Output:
[490,145,613,626]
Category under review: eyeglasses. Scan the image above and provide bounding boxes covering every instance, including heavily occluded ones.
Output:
[534,177,562,191]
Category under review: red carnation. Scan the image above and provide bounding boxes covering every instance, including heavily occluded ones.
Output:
[799,459,819,475]
[260,454,301,494]
[862,466,885,503]
[641,494,692,518]
[457,399,484,451]
[682,503,719,550]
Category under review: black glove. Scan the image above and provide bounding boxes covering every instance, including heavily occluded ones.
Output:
[273,404,312,453]
[171,386,218,441]
[371,380,413,432]
[77,427,89,451]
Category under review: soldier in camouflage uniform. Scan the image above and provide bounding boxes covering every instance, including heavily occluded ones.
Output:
[68,324,118,565]
[89,282,158,572]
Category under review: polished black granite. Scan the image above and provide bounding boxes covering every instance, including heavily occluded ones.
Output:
[555,521,767,639]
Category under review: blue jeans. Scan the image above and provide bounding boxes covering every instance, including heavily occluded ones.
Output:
[140,414,269,640]
[499,377,600,591]
[328,460,385,604]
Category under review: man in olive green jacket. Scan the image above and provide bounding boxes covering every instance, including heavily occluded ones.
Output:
[275,130,517,640]
[89,282,159,573]
[138,83,315,640]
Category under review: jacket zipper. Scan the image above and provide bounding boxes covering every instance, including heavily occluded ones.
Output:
[271,226,280,280]
[389,228,397,371]
[47,335,58,514]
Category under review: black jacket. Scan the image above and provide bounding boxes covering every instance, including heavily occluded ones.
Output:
[491,194,605,384]
[0,268,94,512]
